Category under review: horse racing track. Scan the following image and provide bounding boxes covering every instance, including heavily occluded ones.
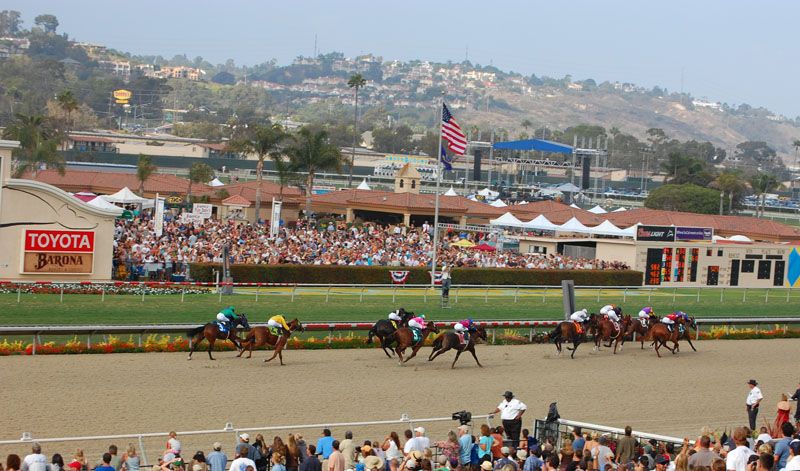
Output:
[1,339,797,459]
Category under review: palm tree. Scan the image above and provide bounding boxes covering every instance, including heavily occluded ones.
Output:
[521,119,532,134]
[2,114,65,178]
[231,124,288,221]
[187,162,214,204]
[56,91,78,138]
[286,127,344,216]
[136,154,157,196]
[347,73,367,187]
[749,172,778,218]
[793,139,800,172]
[710,170,746,213]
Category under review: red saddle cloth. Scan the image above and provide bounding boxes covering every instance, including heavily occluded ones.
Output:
[573,321,583,335]
[456,333,467,344]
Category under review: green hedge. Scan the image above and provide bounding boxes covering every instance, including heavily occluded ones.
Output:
[188,263,643,286]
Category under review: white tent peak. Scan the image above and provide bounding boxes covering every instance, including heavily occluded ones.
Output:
[208,178,225,187]
[103,187,149,204]
[490,199,507,207]
[357,179,371,190]
[558,217,591,233]
[478,187,499,198]
[588,205,607,214]
[444,186,458,196]
[569,203,580,209]
[612,207,627,212]
[87,196,124,215]
[489,212,525,227]
[525,214,558,231]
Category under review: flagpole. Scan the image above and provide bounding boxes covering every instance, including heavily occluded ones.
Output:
[431,93,445,287]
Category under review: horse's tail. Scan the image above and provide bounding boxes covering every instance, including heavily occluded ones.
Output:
[187,325,205,339]
[548,324,562,343]
[432,334,443,350]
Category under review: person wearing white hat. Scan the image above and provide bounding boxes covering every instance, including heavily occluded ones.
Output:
[403,428,430,455]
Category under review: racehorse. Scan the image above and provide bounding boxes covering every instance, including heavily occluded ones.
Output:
[387,323,440,365]
[647,322,678,358]
[366,308,414,357]
[671,315,698,353]
[427,325,488,369]
[187,313,251,360]
[594,314,631,354]
[623,316,651,350]
[547,313,595,359]
[237,318,304,365]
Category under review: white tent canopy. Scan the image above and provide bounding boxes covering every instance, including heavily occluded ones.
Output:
[569,203,580,209]
[590,220,625,236]
[102,187,149,204]
[444,186,458,196]
[489,212,526,228]
[490,199,507,207]
[525,214,559,231]
[208,178,225,187]
[477,187,499,198]
[557,183,582,193]
[557,217,592,233]
[588,205,607,214]
[619,224,638,237]
[86,196,124,215]
[357,179,371,190]
[612,207,627,212]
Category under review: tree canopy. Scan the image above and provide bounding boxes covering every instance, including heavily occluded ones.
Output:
[644,184,721,214]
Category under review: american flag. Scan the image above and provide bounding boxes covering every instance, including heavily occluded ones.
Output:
[441,103,467,155]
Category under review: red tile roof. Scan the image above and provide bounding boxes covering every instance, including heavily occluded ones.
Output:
[509,200,606,225]
[25,169,210,196]
[203,180,302,203]
[222,194,252,207]
[603,208,800,241]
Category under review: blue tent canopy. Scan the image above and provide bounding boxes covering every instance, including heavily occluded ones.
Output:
[492,139,573,154]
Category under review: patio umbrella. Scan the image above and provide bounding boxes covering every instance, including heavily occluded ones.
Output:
[452,239,476,248]
[472,243,497,252]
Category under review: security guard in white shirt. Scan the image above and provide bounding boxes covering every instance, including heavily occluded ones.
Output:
[490,391,527,443]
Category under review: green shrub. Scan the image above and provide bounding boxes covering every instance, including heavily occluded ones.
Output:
[188,263,643,286]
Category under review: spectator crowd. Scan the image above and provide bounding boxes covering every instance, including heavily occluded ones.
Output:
[112,217,630,280]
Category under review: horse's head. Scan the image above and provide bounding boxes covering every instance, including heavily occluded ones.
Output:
[613,306,623,317]
[426,322,440,334]
[475,325,488,341]
[586,313,598,328]
[288,318,305,333]
[401,310,414,324]
[237,313,251,330]
[688,316,697,330]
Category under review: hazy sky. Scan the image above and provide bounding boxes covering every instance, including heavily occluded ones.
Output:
[10,0,799,118]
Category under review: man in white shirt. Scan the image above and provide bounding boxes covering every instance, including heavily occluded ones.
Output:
[21,443,48,471]
[229,444,257,471]
[726,427,756,471]
[403,427,430,455]
[746,379,763,431]
[491,391,528,444]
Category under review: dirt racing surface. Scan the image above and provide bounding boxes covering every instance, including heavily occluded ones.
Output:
[1,339,796,461]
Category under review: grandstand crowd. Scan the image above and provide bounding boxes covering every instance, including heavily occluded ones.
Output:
[4,422,800,471]
[112,217,629,280]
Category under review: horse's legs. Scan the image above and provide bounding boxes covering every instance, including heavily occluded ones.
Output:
[187,335,199,360]
[278,347,284,366]
[428,345,448,362]
[264,340,284,363]
[396,347,405,365]
[654,339,662,358]
[468,346,482,368]
[686,336,697,352]
[207,338,215,360]
[570,339,579,359]
[555,341,562,356]
[402,345,422,363]
[451,349,463,369]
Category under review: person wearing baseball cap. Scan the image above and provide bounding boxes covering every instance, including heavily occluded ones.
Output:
[491,391,527,444]
[746,380,763,431]
[206,443,227,471]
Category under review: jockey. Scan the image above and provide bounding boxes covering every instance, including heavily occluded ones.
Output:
[267,314,291,335]
[408,314,426,331]
[569,308,589,324]
[661,312,678,331]
[216,306,238,330]
[454,318,475,342]
[600,304,619,323]
[638,307,655,324]
[388,310,402,329]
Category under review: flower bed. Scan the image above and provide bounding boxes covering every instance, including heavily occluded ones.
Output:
[0,283,210,295]
[0,327,798,356]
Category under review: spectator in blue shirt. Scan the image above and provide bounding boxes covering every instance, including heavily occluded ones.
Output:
[96,454,115,471]
[206,443,227,471]
[316,429,335,460]
[773,422,795,470]
[571,428,584,454]
[457,426,473,468]
[523,449,544,471]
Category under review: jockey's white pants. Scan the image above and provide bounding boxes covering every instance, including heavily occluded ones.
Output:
[216,313,228,323]
[267,319,281,328]
[569,313,586,323]
[661,317,674,324]
[606,312,620,322]
[388,312,402,321]
[408,320,423,330]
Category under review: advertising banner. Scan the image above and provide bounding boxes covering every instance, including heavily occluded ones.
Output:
[192,203,213,219]
[154,197,165,237]
[675,226,713,241]
[635,225,675,242]
[23,230,95,274]
[270,199,282,237]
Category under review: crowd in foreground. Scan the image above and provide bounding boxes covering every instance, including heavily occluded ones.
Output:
[6,422,800,471]
[112,217,630,279]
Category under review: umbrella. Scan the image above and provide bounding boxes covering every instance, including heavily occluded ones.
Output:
[452,239,476,248]
[472,243,497,252]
